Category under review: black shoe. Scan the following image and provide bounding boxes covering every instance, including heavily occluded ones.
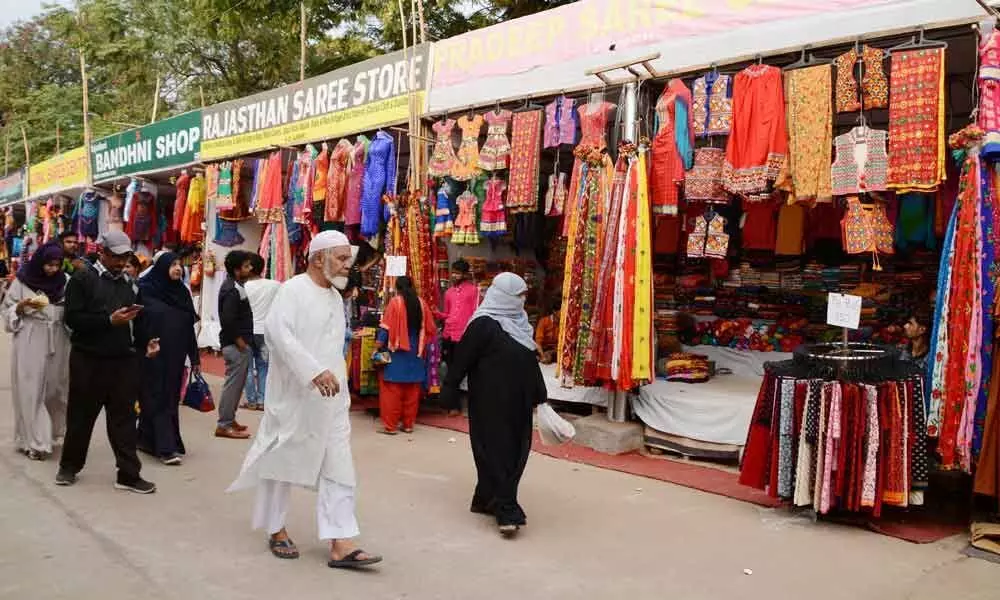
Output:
[114,477,156,494]
[55,470,78,486]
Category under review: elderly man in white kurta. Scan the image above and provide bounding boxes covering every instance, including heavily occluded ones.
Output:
[228,230,382,569]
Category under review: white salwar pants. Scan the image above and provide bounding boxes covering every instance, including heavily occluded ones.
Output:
[252,478,360,540]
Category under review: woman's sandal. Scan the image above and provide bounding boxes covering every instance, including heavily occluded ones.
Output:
[498,524,521,538]
[328,549,383,570]
[269,537,300,559]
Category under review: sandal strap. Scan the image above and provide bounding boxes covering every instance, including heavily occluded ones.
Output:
[343,549,364,561]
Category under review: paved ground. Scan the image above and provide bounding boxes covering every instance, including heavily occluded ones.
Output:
[0,338,998,600]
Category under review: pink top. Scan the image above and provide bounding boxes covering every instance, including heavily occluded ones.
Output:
[439,281,479,341]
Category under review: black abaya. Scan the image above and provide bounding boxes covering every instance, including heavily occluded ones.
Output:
[137,295,199,458]
[441,316,547,526]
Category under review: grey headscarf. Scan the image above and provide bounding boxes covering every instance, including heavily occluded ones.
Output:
[471,272,536,351]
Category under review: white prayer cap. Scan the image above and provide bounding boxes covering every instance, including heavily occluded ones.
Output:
[308,230,352,258]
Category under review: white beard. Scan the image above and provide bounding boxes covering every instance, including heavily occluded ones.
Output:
[330,275,349,290]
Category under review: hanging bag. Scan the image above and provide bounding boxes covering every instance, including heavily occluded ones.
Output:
[536,403,576,445]
[182,372,216,412]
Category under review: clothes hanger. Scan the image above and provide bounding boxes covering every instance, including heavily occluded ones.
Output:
[884,27,948,56]
[785,45,833,70]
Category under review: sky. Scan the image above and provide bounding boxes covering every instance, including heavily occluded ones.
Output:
[0,0,70,29]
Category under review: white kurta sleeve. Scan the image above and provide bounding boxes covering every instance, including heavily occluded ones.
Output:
[265,286,327,386]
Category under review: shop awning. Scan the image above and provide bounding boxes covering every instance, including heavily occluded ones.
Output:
[427,0,990,113]
[90,110,202,184]
[25,146,88,202]
[0,169,25,208]
[199,44,431,162]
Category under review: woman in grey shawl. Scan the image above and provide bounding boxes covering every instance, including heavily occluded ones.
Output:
[440,273,547,536]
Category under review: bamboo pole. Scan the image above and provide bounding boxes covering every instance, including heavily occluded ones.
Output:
[56,122,60,154]
[200,85,206,108]
[151,75,161,123]
[4,129,9,176]
[78,9,93,185]
[300,1,306,82]
[19,125,29,183]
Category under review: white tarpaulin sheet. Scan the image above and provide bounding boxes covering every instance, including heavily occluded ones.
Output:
[428,0,987,113]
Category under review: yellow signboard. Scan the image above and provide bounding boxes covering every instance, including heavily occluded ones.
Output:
[201,92,424,161]
[28,146,89,198]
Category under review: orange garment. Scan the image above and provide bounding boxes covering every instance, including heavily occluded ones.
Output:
[649,79,693,216]
[379,379,421,433]
[775,203,806,256]
[180,173,206,243]
[841,196,894,268]
[723,65,788,202]
[534,314,558,354]
[379,295,437,357]
[313,144,329,204]
[326,140,352,222]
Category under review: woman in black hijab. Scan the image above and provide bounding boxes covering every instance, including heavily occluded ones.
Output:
[136,252,200,465]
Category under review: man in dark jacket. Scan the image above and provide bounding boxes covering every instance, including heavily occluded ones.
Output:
[56,230,159,494]
[216,250,255,439]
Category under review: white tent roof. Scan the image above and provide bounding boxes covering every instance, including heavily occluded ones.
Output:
[427,0,989,113]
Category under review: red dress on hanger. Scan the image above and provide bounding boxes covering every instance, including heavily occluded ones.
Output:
[649,79,694,217]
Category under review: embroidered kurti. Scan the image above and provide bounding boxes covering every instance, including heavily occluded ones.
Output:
[779,64,833,204]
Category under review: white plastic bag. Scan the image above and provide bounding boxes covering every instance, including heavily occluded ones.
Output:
[536,403,575,445]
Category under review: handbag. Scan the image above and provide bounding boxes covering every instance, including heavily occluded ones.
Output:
[182,372,216,412]
[371,349,392,366]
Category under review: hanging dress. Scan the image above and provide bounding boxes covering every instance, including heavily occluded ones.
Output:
[433,184,454,239]
[507,109,544,214]
[325,140,352,223]
[478,110,513,171]
[428,119,458,177]
[345,136,369,227]
[361,131,396,238]
[480,178,508,238]
[452,190,480,245]
[450,115,483,182]
[649,79,694,217]
[723,65,789,202]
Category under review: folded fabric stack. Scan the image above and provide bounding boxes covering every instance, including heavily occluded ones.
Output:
[658,352,711,383]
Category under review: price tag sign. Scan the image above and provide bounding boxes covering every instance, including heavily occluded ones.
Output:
[385,255,407,277]
[827,293,862,330]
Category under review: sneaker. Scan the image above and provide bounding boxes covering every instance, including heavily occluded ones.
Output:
[161,454,183,466]
[114,477,157,494]
[55,470,78,486]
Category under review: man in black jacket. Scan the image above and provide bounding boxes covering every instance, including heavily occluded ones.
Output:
[216,250,255,439]
[56,230,159,494]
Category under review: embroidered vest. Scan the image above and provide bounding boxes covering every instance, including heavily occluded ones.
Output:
[834,45,888,113]
[691,73,732,137]
[841,196,894,268]
[831,127,889,196]
[687,214,729,259]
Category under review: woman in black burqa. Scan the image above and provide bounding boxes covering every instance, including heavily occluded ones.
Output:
[441,272,546,536]
[136,252,201,465]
